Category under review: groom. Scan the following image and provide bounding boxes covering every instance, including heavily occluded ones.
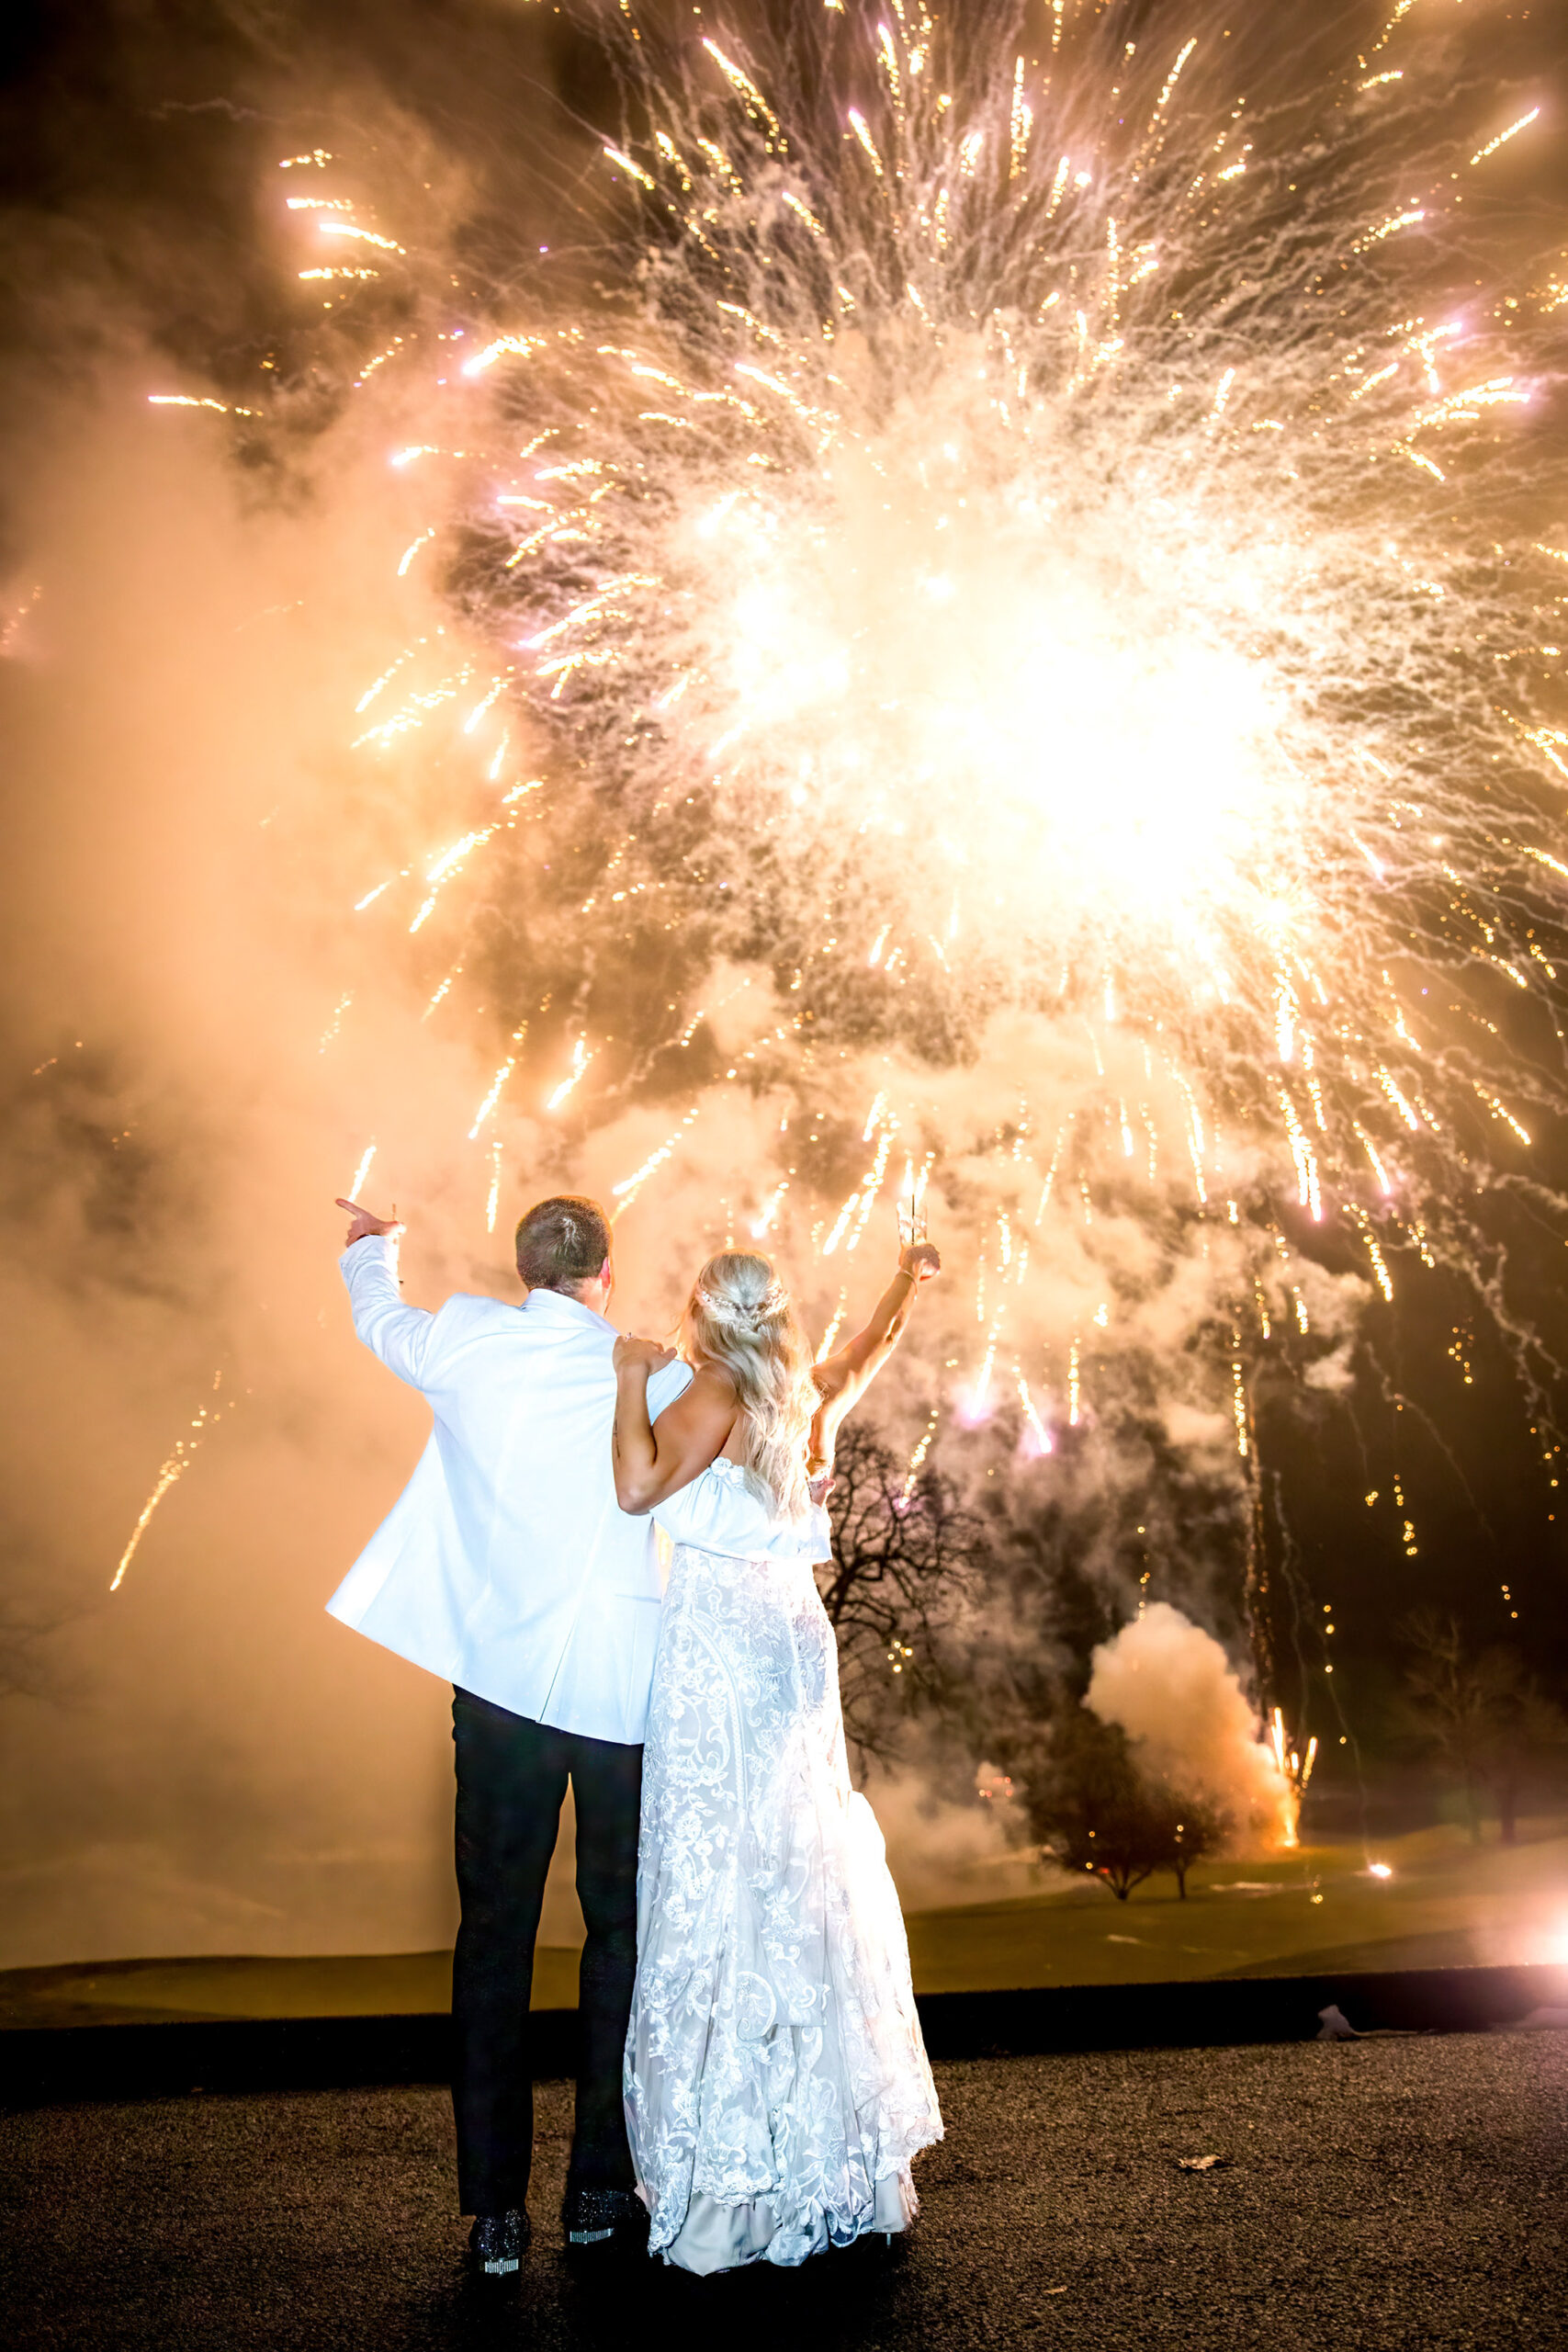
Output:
[326,1191,691,2277]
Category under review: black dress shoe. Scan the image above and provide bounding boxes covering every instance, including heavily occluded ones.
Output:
[468,2209,528,2277]
[562,2185,645,2250]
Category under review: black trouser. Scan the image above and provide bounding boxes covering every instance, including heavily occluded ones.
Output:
[451,1688,643,2216]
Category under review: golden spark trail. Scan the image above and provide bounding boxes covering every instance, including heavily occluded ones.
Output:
[892,1408,940,1505]
[1470,108,1540,169]
[111,1453,192,1593]
[468,1029,525,1139]
[110,1382,231,1593]
[486,1139,503,1234]
[816,1289,850,1364]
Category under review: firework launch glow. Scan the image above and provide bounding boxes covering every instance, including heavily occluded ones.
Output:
[138,0,1567,1766]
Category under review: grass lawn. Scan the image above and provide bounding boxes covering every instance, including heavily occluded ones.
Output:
[5,1817,1565,2028]
[0,1945,576,2030]
[904,1815,1568,1992]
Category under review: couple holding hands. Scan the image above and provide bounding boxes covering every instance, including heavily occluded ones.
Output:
[327,1188,943,2279]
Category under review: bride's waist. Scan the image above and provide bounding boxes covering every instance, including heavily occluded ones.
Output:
[668,1543,826,1592]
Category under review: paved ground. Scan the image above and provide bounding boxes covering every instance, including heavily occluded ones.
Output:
[6,2031,1566,2351]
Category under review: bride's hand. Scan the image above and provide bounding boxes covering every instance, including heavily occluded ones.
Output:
[614,1331,679,1375]
[899,1240,942,1284]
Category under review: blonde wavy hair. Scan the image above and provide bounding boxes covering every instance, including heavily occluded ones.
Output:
[682,1250,816,1525]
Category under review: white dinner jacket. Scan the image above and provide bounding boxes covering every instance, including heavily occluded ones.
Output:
[325,1232,692,1744]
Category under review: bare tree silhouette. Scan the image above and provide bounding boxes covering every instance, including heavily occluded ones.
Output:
[820,1420,981,1755]
[1399,1610,1568,1845]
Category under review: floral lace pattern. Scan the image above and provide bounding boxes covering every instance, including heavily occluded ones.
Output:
[625,1461,943,2271]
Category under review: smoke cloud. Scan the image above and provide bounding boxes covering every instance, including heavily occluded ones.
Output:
[860,1756,1039,1916]
[1084,1602,1293,1847]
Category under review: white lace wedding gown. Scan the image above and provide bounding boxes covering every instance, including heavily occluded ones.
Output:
[624,1456,943,2275]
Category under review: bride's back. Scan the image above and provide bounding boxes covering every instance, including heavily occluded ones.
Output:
[682,1250,816,1525]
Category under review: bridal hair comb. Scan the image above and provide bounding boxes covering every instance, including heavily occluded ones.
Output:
[695,1276,787,1325]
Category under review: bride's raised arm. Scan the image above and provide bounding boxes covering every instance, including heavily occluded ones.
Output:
[809,1234,941,1475]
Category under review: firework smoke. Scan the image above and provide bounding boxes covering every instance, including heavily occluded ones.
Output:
[5,0,1567,1964]
[1085,1600,1295,1843]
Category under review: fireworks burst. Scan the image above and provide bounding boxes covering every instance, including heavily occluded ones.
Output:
[1269,1703,1319,1848]
[156,0,1568,1713]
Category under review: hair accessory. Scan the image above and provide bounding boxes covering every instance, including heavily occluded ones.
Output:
[695,1276,787,1325]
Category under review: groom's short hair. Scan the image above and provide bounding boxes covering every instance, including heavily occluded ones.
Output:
[514,1194,612,1293]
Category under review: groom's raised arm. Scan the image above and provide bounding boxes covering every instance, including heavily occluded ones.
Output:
[336,1204,439,1391]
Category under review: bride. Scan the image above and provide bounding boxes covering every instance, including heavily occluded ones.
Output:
[610,1237,944,2275]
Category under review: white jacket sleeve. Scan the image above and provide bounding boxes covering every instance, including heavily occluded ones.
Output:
[340,1233,439,1391]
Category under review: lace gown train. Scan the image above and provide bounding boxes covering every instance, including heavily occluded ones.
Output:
[625,1458,942,2274]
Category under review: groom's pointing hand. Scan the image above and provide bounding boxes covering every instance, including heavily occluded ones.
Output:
[336,1197,404,1248]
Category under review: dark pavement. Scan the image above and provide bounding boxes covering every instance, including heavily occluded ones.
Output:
[6,2030,1566,2351]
